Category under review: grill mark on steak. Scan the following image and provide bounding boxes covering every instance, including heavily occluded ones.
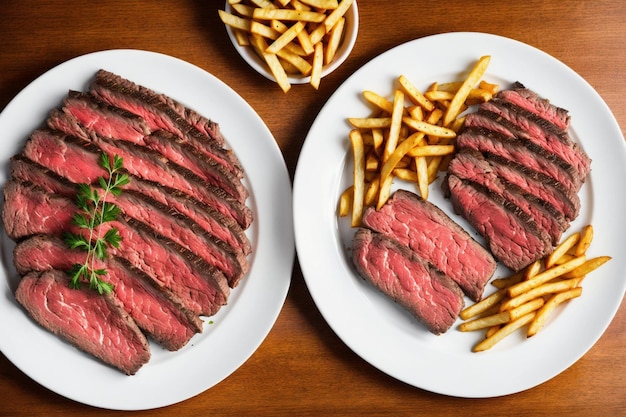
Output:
[9,156,248,287]
[446,149,569,244]
[361,189,496,302]
[447,175,553,271]
[3,181,230,317]
[10,155,251,255]
[14,235,203,351]
[352,228,464,335]
[62,90,244,179]
[28,126,252,229]
[15,269,151,375]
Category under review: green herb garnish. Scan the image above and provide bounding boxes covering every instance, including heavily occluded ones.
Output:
[64,153,130,294]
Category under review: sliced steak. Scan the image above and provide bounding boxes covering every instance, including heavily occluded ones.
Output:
[459,121,581,192]
[89,69,243,173]
[446,149,569,244]
[24,127,252,229]
[497,82,571,131]
[446,175,553,271]
[9,157,248,287]
[15,269,151,375]
[48,111,248,204]
[352,228,464,335]
[61,91,244,178]
[478,99,591,178]
[361,190,496,301]
[10,155,251,255]
[3,181,230,317]
[13,235,203,351]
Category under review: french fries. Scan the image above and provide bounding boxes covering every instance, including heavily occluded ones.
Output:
[220,0,354,92]
[459,224,611,352]
[338,56,496,223]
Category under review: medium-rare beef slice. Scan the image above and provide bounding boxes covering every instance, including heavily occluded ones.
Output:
[352,228,464,335]
[24,127,252,229]
[14,235,203,351]
[361,189,496,302]
[446,149,569,244]
[10,155,251,255]
[459,121,582,193]
[48,111,248,204]
[3,181,230,317]
[9,157,249,287]
[497,82,571,131]
[446,175,553,271]
[477,100,590,179]
[15,269,150,375]
[62,90,243,178]
[89,69,243,173]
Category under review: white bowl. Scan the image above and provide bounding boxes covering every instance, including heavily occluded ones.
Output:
[223,1,359,85]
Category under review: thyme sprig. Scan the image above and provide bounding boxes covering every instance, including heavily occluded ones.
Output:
[64,153,130,294]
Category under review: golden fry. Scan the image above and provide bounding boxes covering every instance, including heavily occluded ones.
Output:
[338,186,353,216]
[575,224,594,256]
[443,55,491,126]
[545,231,580,268]
[349,130,365,227]
[527,287,583,337]
[252,8,326,22]
[561,256,612,279]
[402,117,457,138]
[398,75,435,111]
[310,41,323,89]
[382,90,405,162]
[460,289,507,320]
[507,255,587,298]
[473,312,536,352]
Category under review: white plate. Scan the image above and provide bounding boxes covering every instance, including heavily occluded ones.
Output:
[293,32,626,398]
[0,50,294,410]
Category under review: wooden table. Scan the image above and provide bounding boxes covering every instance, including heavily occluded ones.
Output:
[1,1,624,415]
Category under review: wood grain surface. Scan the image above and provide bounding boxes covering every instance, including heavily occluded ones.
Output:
[0,1,624,416]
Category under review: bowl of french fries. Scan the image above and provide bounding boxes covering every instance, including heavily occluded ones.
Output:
[220,0,359,92]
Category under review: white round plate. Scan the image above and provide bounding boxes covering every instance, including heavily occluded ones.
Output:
[0,50,294,410]
[293,32,626,398]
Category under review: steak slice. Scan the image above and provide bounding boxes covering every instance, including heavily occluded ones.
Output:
[13,235,203,351]
[9,157,249,287]
[15,269,151,375]
[89,69,243,173]
[361,190,496,301]
[446,149,569,244]
[497,82,571,131]
[62,90,243,178]
[3,181,230,317]
[478,99,591,179]
[24,127,252,229]
[459,121,581,192]
[446,175,553,271]
[352,228,464,335]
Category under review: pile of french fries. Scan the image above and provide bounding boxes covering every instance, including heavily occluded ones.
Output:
[338,55,497,227]
[219,0,354,92]
[459,224,611,352]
